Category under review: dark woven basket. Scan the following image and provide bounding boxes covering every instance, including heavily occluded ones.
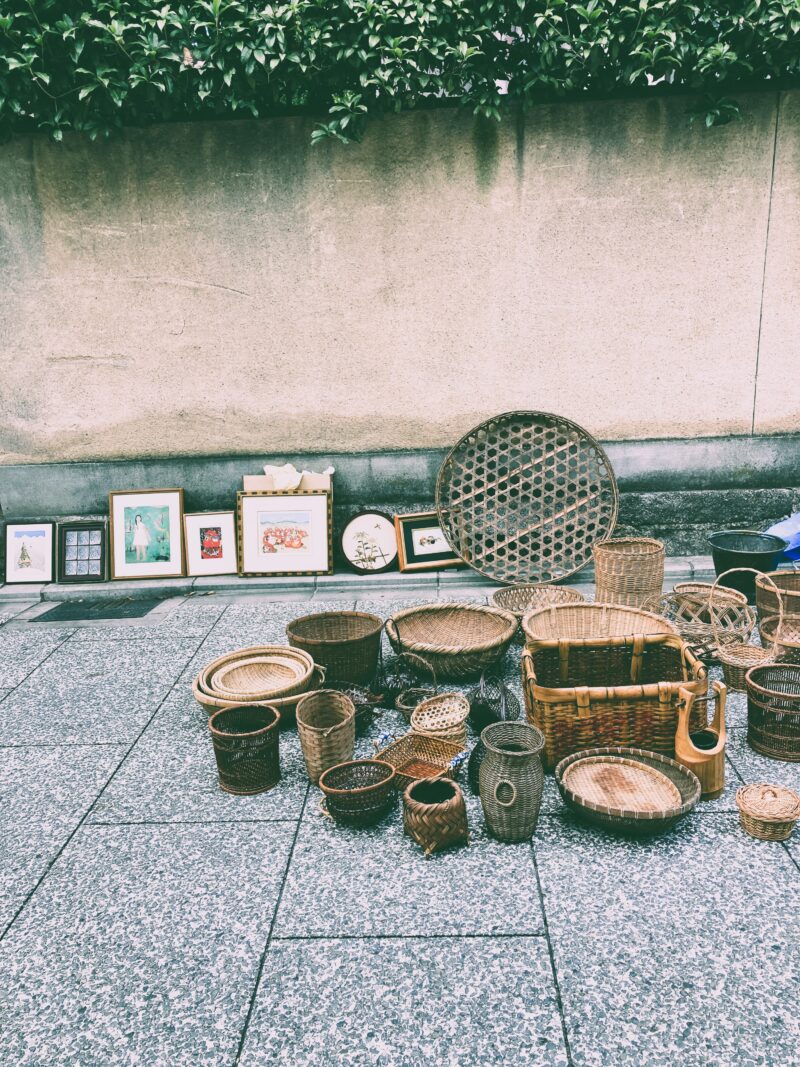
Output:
[467,672,521,795]
[319,760,397,826]
[208,704,281,796]
[403,778,469,857]
[287,611,383,685]
[746,663,800,762]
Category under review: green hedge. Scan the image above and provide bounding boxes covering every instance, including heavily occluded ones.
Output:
[1,2,798,142]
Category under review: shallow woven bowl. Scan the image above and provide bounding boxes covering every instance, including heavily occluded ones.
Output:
[491,584,585,621]
[385,602,517,681]
[555,746,700,835]
[209,653,313,701]
[199,645,315,701]
[319,759,397,826]
[522,603,677,644]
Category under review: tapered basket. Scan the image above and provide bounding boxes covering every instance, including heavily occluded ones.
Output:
[593,537,666,609]
[208,704,281,796]
[403,778,469,857]
[296,689,356,784]
[745,663,800,762]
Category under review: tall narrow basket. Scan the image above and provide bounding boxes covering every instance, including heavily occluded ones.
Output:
[593,537,665,609]
[208,704,281,796]
[296,690,356,784]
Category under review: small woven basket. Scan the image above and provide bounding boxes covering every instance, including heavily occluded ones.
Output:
[745,663,800,762]
[755,569,800,621]
[296,690,356,784]
[374,733,468,793]
[410,692,470,746]
[286,611,383,685]
[593,537,666,609]
[386,602,517,681]
[651,583,754,663]
[491,584,585,641]
[736,783,800,841]
[380,652,438,721]
[318,760,397,827]
[208,704,281,796]
[714,569,783,691]
[403,778,469,857]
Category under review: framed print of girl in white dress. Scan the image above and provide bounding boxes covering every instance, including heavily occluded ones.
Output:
[108,489,185,579]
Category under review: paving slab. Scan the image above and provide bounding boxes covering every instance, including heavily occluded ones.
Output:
[0,637,199,745]
[0,629,73,688]
[90,687,309,824]
[274,795,543,939]
[535,815,800,1067]
[0,744,126,933]
[239,936,567,1067]
[0,822,295,1067]
[725,728,800,795]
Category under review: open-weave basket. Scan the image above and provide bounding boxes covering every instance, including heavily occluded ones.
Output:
[650,583,754,663]
[713,569,783,690]
[403,778,469,857]
[745,663,800,762]
[374,733,468,793]
[319,760,397,826]
[208,704,281,796]
[286,611,383,686]
[736,783,800,841]
[296,690,356,784]
[593,537,666,609]
[386,602,517,681]
[200,645,315,702]
[755,569,800,621]
[760,615,800,665]
[410,692,470,746]
[380,652,438,721]
[523,602,677,644]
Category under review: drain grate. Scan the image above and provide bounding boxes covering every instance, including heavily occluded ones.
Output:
[33,598,162,622]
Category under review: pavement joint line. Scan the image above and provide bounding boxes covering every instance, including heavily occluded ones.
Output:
[0,628,75,703]
[233,783,311,1067]
[0,741,126,750]
[0,610,222,944]
[87,818,304,827]
[530,842,575,1067]
[268,932,551,941]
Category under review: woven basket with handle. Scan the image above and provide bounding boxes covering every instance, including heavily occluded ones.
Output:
[736,782,800,840]
[386,602,517,681]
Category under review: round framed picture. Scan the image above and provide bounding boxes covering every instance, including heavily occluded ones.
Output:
[340,510,398,574]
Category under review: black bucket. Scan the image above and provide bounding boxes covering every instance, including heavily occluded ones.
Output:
[706,530,788,602]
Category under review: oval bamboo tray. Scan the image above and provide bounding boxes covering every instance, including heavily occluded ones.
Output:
[555,747,700,835]
[386,602,517,681]
[191,666,326,722]
[199,645,315,700]
[522,603,677,644]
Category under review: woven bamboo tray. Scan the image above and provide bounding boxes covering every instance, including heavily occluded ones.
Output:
[555,747,700,835]
[522,636,707,769]
[191,666,326,723]
[735,783,800,841]
[435,410,618,584]
[745,663,800,762]
[286,611,383,686]
[522,603,677,644]
[410,692,470,746]
[374,733,468,793]
[593,537,665,609]
[386,602,517,681]
[318,760,397,827]
[199,645,315,701]
[755,569,800,621]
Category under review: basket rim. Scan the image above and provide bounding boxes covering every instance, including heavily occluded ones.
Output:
[481,720,545,757]
[295,688,355,730]
[208,703,280,738]
[319,759,396,796]
[522,602,678,641]
[555,746,700,820]
[735,783,800,822]
[286,610,384,644]
[745,662,800,696]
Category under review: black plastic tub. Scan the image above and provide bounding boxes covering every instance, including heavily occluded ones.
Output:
[707,530,788,602]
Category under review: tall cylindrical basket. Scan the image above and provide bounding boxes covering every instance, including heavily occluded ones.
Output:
[593,537,665,609]
[208,704,281,796]
[479,721,545,842]
[296,690,356,784]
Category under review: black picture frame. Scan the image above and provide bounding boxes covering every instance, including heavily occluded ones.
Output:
[394,511,464,572]
[57,520,108,583]
[340,510,398,574]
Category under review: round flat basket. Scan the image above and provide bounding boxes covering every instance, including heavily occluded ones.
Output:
[522,602,677,643]
[436,411,618,584]
[555,747,700,835]
[210,654,312,701]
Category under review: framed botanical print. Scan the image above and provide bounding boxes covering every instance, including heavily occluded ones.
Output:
[4,522,55,583]
[184,511,237,577]
[237,491,332,577]
[394,511,464,572]
[340,510,398,574]
[57,520,108,583]
[108,489,185,580]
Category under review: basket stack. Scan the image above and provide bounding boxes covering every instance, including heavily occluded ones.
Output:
[192,645,320,722]
[410,693,470,746]
[593,537,665,609]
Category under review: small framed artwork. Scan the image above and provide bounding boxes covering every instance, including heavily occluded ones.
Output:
[340,510,398,574]
[4,522,55,583]
[394,511,463,572]
[184,511,238,577]
[57,521,108,583]
[108,489,185,580]
[237,491,332,577]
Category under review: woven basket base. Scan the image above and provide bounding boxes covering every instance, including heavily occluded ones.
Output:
[738,812,796,841]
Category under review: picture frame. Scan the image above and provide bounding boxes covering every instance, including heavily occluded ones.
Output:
[340,510,398,574]
[108,489,185,580]
[184,511,238,577]
[4,522,55,584]
[57,520,108,583]
[394,511,464,572]
[237,490,332,577]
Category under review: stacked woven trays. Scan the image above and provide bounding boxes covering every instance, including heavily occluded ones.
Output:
[192,645,320,720]
[410,692,470,746]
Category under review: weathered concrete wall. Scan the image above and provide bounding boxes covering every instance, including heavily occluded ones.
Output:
[0,91,796,464]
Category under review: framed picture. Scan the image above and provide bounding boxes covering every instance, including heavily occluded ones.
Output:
[4,522,55,583]
[237,491,332,577]
[340,510,398,574]
[108,489,185,580]
[57,520,108,583]
[184,511,238,577]
[394,511,464,572]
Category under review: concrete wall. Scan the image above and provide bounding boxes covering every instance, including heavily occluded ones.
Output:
[0,90,797,465]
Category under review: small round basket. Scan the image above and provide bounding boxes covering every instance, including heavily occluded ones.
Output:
[410,692,470,746]
[403,777,469,857]
[296,690,356,784]
[735,783,800,841]
[319,759,397,827]
[386,602,517,681]
[555,747,700,836]
[286,611,383,686]
[593,537,666,609]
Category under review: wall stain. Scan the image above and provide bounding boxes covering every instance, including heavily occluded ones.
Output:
[472,115,500,189]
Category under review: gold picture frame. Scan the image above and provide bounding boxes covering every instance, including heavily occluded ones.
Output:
[237,490,333,577]
[108,488,186,580]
